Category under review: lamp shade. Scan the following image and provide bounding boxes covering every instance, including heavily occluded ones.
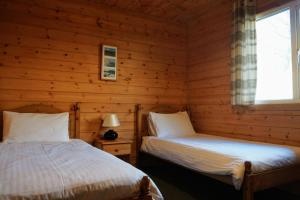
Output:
[102,114,120,128]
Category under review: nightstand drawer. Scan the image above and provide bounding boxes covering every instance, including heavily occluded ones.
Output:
[102,144,131,156]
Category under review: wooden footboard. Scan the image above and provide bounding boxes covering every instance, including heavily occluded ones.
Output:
[138,176,153,200]
[123,176,153,200]
[243,161,253,200]
[242,161,300,200]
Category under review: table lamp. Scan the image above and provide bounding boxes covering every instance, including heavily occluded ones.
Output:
[102,114,120,140]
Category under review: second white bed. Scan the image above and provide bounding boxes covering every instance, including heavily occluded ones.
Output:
[141,133,300,189]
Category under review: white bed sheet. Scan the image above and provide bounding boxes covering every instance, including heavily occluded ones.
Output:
[141,134,300,189]
[0,139,163,200]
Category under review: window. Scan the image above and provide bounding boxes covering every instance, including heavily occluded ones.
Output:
[255,1,300,104]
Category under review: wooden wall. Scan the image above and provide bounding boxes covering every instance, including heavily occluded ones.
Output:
[0,0,187,160]
[187,0,300,147]
[1,0,299,153]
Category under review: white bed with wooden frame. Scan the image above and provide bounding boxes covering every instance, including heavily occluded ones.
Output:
[135,104,300,200]
[0,103,162,200]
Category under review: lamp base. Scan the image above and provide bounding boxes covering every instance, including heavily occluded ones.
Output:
[103,129,118,140]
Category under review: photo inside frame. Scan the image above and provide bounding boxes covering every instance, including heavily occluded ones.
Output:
[104,57,116,68]
[104,47,116,57]
[103,67,116,78]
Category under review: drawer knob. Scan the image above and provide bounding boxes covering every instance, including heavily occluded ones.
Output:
[114,149,119,152]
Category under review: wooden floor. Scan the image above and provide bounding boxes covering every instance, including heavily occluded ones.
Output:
[140,164,299,200]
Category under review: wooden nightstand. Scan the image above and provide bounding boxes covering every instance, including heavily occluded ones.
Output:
[94,139,133,163]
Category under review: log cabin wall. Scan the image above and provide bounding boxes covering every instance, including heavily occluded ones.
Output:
[0,0,188,161]
[2,0,300,153]
[187,0,300,147]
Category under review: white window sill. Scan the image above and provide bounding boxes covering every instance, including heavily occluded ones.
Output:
[255,99,300,105]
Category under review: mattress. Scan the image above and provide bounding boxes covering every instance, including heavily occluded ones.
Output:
[0,139,163,200]
[141,133,300,189]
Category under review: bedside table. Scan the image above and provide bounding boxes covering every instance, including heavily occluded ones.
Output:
[94,139,133,163]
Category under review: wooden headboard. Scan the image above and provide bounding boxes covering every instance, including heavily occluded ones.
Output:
[0,103,80,141]
[135,104,188,155]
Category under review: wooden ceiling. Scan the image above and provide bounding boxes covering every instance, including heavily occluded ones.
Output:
[98,0,213,24]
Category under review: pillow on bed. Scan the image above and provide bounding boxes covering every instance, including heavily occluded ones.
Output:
[3,111,69,143]
[149,111,195,138]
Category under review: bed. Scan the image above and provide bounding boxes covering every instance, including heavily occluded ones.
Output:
[135,104,300,200]
[0,103,163,200]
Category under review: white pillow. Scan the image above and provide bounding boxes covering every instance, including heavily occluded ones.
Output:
[3,111,70,143]
[149,111,195,138]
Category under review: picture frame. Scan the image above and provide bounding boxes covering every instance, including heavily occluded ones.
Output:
[101,45,117,81]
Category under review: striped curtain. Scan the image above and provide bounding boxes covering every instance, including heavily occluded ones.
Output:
[231,0,257,105]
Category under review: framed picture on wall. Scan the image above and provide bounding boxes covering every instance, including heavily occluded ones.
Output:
[101,45,117,81]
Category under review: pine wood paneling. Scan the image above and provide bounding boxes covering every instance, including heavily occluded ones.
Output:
[257,0,295,13]
[187,0,300,146]
[0,0,188,162]
[98,0,214,24]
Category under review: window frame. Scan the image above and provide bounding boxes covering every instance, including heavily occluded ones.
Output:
[255,0,300,105]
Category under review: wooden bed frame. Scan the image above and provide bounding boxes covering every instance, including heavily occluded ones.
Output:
[0,103,153,200]
[135,104,300,200]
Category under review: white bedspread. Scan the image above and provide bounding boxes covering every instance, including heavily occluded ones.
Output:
[141,134,300,189]
[0,139,163,200]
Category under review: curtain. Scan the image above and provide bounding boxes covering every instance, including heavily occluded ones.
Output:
[231,0,257,106]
